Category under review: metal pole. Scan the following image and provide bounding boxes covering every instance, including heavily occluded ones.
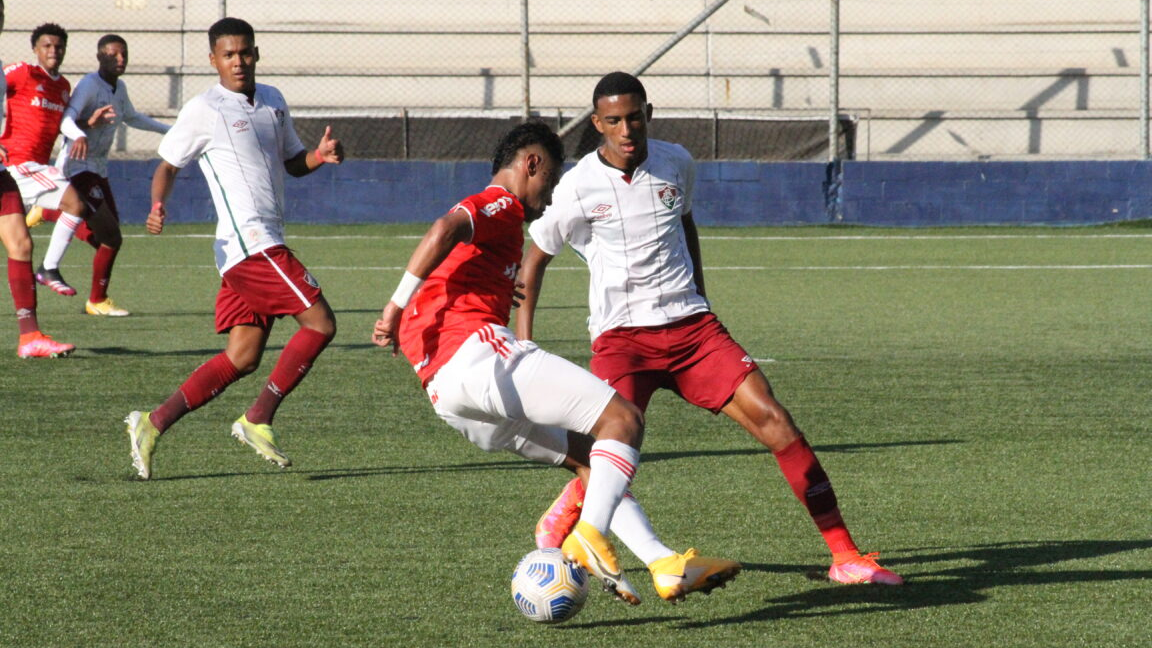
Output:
[521,0,531,121]
[1142,0,1149,158]
[829,0,840,162]
[557,0,730,138]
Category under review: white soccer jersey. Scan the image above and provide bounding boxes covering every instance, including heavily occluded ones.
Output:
[158,83,306,274]
[528,139,709,341]
[56,72,169,178]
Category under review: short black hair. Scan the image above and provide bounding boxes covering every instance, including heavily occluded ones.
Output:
[31,23,67,49]
[208,17,255,49]
[592,71,646,108]
[490,121,564,174]
[97,34,127,51]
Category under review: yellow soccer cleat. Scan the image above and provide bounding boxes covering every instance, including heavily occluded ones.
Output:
[25,205,44,228]
[231,415,292,468]
[561,520,641,605]
[648,549,741,603]
[85,298,131,317]
[125,411,160,480]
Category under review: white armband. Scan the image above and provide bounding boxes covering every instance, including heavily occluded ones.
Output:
[390,271,425,308]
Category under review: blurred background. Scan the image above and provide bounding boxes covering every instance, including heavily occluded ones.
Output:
[3,1,1148,161]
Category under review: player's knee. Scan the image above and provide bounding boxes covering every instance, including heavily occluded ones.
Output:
[4,234,33,259]
[598,397,645,446]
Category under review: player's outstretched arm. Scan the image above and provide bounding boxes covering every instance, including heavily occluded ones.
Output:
[681,211,706,298]
[514,243,555,341]
[372,208,473,353]
[147,160,181,235]
[285,126,344,177]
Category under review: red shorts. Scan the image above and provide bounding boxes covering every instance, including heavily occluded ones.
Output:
[590,312,758,414]
[0,171,22,215]
[215,246,323,333]
[70,173,118,245]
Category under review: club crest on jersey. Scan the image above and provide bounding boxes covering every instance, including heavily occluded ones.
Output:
[590,203,614,221]
[303,271,320,288]
[658,185,680,210]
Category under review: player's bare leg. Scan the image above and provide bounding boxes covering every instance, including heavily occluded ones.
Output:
[722,370,903,584]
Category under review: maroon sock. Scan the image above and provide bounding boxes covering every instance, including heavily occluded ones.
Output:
[8,259,39,335]
[774,435,858,555]
[149,353,242,432]
[245,327,332,425]
[90,245,117,302]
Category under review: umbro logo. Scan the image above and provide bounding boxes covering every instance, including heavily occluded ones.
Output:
[233,120,249,133]
[590,203,613,220]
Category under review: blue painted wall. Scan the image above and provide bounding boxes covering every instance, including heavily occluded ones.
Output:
[108,160,1152,227]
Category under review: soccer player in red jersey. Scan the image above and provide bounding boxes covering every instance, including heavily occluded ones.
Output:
[0,6,74,358]
[518,72,904,586]
[1,23,119,304]
[124,18,341,480]
[374,122,740,604]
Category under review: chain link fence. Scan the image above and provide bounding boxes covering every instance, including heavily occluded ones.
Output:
[2,0,1149,160]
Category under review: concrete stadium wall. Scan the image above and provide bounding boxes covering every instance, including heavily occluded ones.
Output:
[108,160,1152,228]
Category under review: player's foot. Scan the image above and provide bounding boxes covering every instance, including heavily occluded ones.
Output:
[648,549,742,603]
[35,266,77,296]
[828,552,904,585]
[125,411,160,480]
[561,520,641,605]
[231,415,292,468]
[17,332,75,358]
[25,206,44,228]
[85,298,131,317]
[535,477,584,548]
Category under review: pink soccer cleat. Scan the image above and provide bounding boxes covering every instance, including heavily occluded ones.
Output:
[535,477,585,549]
[828,552,904,585]
[17,332,75,358]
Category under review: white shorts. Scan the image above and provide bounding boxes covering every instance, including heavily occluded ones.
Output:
[9,162,70,211]
[427,324,616,466]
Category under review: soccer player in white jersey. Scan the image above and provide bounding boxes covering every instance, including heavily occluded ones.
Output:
[518,72,904,586]
[30,34,172,317]
[373,122,739,604]
[124,17,343,480]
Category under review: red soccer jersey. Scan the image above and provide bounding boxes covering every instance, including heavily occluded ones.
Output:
[2,62,70,165]
[400,185,526,387]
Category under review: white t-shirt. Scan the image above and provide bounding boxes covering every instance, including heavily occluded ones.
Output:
[57,72,170,178]
[158,83,306,274]
[528,139,710,341]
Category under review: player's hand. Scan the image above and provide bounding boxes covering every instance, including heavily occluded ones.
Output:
[0,144,8,165]
[511,279,526,308]
[70,136,89,160]
[146,202,166,235]
[89,104,117,127]
[315,126,344,164]
[372,302,404,355]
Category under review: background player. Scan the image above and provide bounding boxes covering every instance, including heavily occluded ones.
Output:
[33,33,172,317]
[1,23,118,304]
[517,72,904,586]
[124,17,341,480]
[373,121,740,604]
[0,2,74,358]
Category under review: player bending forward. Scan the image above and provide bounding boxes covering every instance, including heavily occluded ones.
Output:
[518,72,903,586]
[125,18,341,479]
[373,121,739,604]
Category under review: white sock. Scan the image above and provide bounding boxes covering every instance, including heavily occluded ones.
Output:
[580,439,639,533]
[610,493,675,566]
[41,213,83,270]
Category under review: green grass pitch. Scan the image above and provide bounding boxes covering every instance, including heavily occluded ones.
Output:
[1,223,1149,647]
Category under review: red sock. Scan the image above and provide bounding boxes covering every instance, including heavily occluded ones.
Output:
[245,327,332,425]
[90,245,117,302]
[150,353,242,433]
[8,259,39,335]
[773,435,858,556]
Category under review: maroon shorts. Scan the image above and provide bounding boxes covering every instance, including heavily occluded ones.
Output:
[0,171,22,215]
[590,312,758,413]
[70,172,118,244]
[215,246,323,333]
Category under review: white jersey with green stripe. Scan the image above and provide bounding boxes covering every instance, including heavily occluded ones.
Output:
[158,82,307,274]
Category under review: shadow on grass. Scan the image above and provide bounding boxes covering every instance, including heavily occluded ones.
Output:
[82,341,380,357]
[679,539,1152,628]
[643,439,962,463]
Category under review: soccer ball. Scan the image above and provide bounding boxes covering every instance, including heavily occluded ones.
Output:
[511,548,589,623]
